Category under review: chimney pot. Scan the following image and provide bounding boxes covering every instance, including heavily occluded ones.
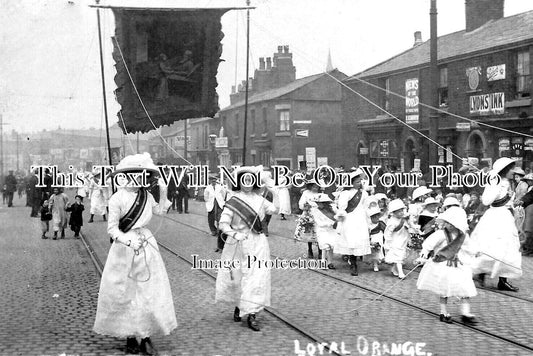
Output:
[266,57,272,69]
[284,45,289,53]
[278,45,283,53]
[413,31,423,46]
[259,57,265,70]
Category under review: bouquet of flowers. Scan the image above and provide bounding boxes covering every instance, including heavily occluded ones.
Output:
[407,233,424,251]
[294,208,316,242]
[370,242,382,253]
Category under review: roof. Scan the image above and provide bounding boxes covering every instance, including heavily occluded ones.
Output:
[349,10,533,79]
[221,71,338,112]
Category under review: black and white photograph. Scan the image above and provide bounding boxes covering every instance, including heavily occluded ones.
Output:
[1,0,533,355]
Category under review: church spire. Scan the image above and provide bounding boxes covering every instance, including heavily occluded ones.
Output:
[326,49,334,72]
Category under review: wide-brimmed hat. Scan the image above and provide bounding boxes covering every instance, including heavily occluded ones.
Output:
[314,193,332,203]
[442,196,461,208]
[374,193,389,201]
[490,157,515,176]
[412,186,432,201]
[348,168,364,179]
[422,197,441,207]
[113,153,159,175]
[368,205,382,217]
[437,206,468,234]
[522,173,533,181]
[389,199,406,213]
[513,167,526,176]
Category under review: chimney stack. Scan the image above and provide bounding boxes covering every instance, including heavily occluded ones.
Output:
[231,85,236,94]
[465,0,504,32]
[413,31,423,46]
[277,45,283,53]
[266,57,272,69]
[259,57,265,70]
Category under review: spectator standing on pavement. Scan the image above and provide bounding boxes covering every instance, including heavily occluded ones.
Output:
[471,157,522,292]
[94,153,176,355]
[88,172,107,223]
[416,207,478,324]
[40,200,52,239]
[48,187,69,239]
[176,169,190,213]
[28,171,40,217]
[5,170,17,207]
[215,166,278,331]
[204,175,226,247]
[66,195,84,238]
[166,171,178,211]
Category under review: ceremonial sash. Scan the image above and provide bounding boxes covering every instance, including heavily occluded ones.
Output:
[433,229,466,266]
[224,196,263,234]
[119,188,148,234]
[491,194,511,207]
[370,221,386,235]
[317,205,336,221]
[345,189,362,214]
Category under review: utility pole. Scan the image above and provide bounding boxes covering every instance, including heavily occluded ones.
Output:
[242,0,251,165]
[429,0,439,167]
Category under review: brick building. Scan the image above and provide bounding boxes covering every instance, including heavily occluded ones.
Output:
[219,46,347,169]
[342,0,533,172]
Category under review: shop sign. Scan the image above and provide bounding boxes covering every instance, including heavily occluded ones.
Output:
[295,129,309,138]
[405,78,419,124]
[498,138,510,153]
[525,138,533,151]
[359,147,369,155]
[511,137,524,156]
[466,66,481,90]
[215,137,228,148]
[379,140,390,158]
[456,122,471,131]
[469,92,505,115]
[487,64,506,81]
[305,147,316,172]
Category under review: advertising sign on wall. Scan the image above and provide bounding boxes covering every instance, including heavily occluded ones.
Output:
[305,147,316,172]
[405,78,419,124]
[487,64,506,81]
[469,92,505,115]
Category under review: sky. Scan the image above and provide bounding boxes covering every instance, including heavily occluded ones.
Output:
[1,0,532,133]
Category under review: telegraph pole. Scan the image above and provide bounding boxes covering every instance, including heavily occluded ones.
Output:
[242,0,251,165]
[428,0,439,166]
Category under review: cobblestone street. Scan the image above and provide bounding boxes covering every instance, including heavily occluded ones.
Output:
[2,195,533,356]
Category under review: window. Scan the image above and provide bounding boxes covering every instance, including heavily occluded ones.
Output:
[250,109,256,134]
[439,67,449,107]
[262,107,268,133]
[516,50,531,98]
[279,110,290,131]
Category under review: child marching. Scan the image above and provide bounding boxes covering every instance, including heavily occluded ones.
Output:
[367,206,386,272]
[384,199,411,279]
[416,206,478,324]
[66,195,85,238]
[310,193,338,269]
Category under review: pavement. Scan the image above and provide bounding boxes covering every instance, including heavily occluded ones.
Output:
[1,194,533,356]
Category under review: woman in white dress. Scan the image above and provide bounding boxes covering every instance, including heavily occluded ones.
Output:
[334,169,371,276]
[93,153,177,355]
[215,166,277,331]
[88,172,107,223]
[471,157,522,292]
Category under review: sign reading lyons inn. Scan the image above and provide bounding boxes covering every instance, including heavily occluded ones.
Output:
[469,92,505,115]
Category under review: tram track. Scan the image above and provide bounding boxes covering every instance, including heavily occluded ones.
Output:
[154,212,533,353]
[78,223,344,356]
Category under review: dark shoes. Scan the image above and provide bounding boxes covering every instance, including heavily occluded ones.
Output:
[439,314,452,323]
[214,248,221,253]
[140,337,157,355]
[126,337,140,354]
[247,314,260,331]
[233,307,241,322]
[497,280,519,292]
[461,315,478,325]
[327,263,336,270]
[473,273,486,287]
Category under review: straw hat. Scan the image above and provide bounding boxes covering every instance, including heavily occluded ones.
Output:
[522,173,533,181]
[513,167,526,176]
[490,157,515,176]
[412,186,432,201]
[389,199,406,213]
[442,196,461,208]
[368,205,382,217]
[113,152,159,175]
[374,193,389,201]
[437,206,468,234]
[422,197,441,207]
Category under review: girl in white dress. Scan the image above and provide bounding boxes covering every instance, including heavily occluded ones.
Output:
[384,199,411,279]
[334,169,371,276]
[417,207,478,324]
[93,153,176,355]
[471,157,522,292]
[215,166,278,331]
[297,179,321,258]
[310,193,338,269]
[367,206,386,272]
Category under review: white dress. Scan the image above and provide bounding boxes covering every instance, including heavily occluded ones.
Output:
[310,206,338,250]
[215,191,277,317]
[93,188,177,338]
[384,217,410,264]
[471,178,522,279]
[275,186,292,215]
[89,179,107,215]
[334,189,371,256]
[417,230,477,298]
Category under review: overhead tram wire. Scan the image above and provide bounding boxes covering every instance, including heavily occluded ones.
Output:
[248,16,533,140]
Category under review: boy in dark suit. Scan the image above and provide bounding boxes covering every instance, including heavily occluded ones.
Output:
[66,195,85,238]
